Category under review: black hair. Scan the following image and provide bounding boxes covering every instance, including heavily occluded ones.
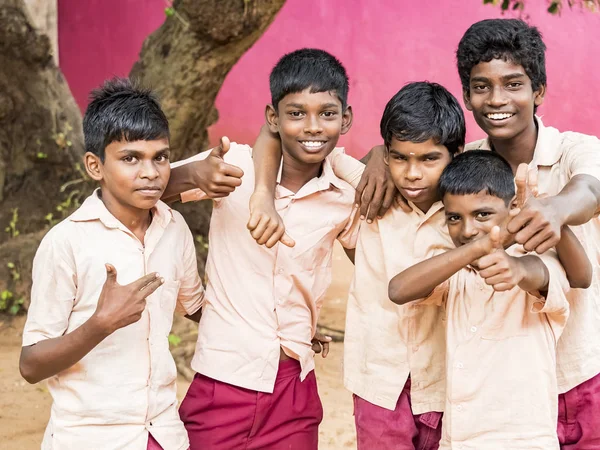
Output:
[380,82,465,155]
[82,77,169,161]
[438,150,515,204]
[456,19,547,93]
[269,48,349,111]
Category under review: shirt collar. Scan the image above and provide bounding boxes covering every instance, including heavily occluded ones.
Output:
[406,199,445,221]
[276,156,346,199]
[69,189,174,229]
[476,116,562,167]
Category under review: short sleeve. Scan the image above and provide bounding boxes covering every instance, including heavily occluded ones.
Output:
[175,222,205,316]
[171,149,213,203]
[337,206,361,249]
[327,147,365,189]
[416,280,449,307]
[563,133,600,182]
[22,228,77,347]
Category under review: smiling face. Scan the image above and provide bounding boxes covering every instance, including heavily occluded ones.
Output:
[85,138,171,214]
[266,88,352,169]
[463,58,545,143]
[444,190,511,248]
[385,137,452,213]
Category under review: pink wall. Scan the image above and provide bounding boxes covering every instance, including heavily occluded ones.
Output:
[59,0,600,158]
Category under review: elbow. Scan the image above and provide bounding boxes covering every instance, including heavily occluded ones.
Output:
[19,352,41,384]
[568,269,593,290]
[388,280,410,305]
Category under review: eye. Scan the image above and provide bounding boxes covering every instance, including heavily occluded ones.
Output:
[476,211,492,220]
[321,111,337,118]
[446,215,460,224]
[122,155,137,163]
[472,85,488,92]
[507,82,523,89]
[155,153,169,162]
[288,111,304,118]
[425,155,440,162]
[391,153,407,161]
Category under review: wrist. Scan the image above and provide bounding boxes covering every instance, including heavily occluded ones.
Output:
[87,313,113,338]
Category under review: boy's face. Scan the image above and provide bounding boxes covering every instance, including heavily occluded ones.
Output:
[463,58,545,142]
[85,138,171,212]
[385,137,452,213]
[266,89,352,166]
[444,190,510,248]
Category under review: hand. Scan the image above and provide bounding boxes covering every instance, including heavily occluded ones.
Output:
[508,163,562,253]
[92,264,163,335]
[192,136,244,198]
[311,331,332,358]
[247,190,295,248]
[355,145,404,223]
[477,227,524,291]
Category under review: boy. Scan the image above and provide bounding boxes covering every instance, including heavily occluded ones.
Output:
[19,78,204,450]
[249,81,464,449]
[388,151,591,449]
[170,49,358,449]
[457,19,600,447]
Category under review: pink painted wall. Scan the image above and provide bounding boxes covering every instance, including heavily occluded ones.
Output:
[59,0,600,158]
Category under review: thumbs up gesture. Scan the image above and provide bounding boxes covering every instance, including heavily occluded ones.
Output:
[477,226,526,292]
[91,264,164,335]
[190,136,245,198]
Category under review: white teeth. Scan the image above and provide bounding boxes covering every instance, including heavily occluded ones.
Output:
[301,141,325,148]
[486,113,514,120]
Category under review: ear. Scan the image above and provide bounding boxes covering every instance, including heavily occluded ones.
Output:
[383,145,390,166]
[463,90,473,111]
[534,83,546,108]
[341,105,353,135]
[84,152,104,182]
[265,104,279,134]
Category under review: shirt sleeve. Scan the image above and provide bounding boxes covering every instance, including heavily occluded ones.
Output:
[170,149,213,203]
[175,223,205,316]
[337,206,361,249]
[22,228,77,347]
[563,133,600,182]
[327,147,365,189]
[415,279,449,307]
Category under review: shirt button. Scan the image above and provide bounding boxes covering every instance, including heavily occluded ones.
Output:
[457,362,464,369]
[277,268,284,274]
[470,326,477,333]
[412,345,419,352]
[457,404,463,412]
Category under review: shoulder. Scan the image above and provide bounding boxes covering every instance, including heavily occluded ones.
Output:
[464,139,489,152]
[222,142,254,168]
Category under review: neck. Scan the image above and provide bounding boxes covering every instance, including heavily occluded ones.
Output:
[414,198,437,214]
[279,151,323,193]
[98,189,152,243]
[488,117,538,173]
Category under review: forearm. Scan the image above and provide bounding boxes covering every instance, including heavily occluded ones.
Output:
[185,308,203,323]
[388,240,485,304]
[253,124,281,195]
[552,175,600,226]
[20,315,110,384]
[516,255,549,293]
[555,226,592,289]
[161,162,199,201]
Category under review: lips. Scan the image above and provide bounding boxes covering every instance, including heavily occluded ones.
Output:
[401,187,426,199]
[484,112,515,124]
[136,186,162,195]
[299,140,328,153]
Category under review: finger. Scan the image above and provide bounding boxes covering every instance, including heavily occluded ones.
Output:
[257,221,280,246]
[105,264,118,285]
[395,193,412,213]
[216,174,243,188]
[515,163,528,208]
[359,182,375,220]
[247,210,262,231]
[478,263,504,280]
[265,225,285,249]
[476,253,498,271]
[279,232,296,248]
[492,282,514,292]
[378,184,396,218]
[139,276,164,297]
[506,209,533,234]
[354,174,368,206]
[514,220,545,247]
[322,341,330,358]
[130,272,161,291]
[221,164,245,180]
[312,341,322,354]
[250,217,270,241]
[490,226,502,251]
[366,185,382,223]
[483,273,509,287]
[523,230,556,253]
[528,168,539,198]
[209,136,231,159]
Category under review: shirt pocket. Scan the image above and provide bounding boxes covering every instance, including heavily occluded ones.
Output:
[292,226,334,271]
[160,279,181,334]
[479,294,532,341]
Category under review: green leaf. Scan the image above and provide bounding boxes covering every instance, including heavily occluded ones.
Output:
[37,152,48,159]
[7,262,14,269]
[548,1,560,13]
[165,7,175,17]
[9,304,20,315]
[501,0,511,10]
[1,290,13,301]
[168,333,182,346]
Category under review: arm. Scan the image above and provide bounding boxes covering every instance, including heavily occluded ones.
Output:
[20,265,163,384]
[162,137,243,203]
[178,226,206,323]
[389,236,490,305]
[554,225,592,289]
[343,248,355,264]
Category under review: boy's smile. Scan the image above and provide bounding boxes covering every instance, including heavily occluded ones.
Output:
[444,190,510,248]
[464,59,545,143]
[385,138,452,213]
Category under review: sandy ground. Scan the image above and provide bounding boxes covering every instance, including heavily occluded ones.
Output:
[0,243,357,450]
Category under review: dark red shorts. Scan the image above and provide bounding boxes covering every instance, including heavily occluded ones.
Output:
[558,371,600,449]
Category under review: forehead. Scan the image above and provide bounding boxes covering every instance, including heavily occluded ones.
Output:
[279,88,342,108]
[105,138,170,155]
[470,58,529,81]
[443,190,507,212]
[389,137,449,156]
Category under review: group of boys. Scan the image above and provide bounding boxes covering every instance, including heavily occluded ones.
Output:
[20,17,600,450]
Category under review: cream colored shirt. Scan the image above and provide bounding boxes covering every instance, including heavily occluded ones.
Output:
[177,144,358,392]
[23,191,204,450]
[427,249,570,450]
[466,116,600,393]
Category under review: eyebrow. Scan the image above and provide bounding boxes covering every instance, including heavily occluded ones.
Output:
[285,102,340,109]
[117,147,170,155]
[471,73,526,83]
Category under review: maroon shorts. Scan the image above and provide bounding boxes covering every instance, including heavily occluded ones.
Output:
[147,433,163,450]
[180,359,323,450]
[353,378,442,450]
[558,371,600,449]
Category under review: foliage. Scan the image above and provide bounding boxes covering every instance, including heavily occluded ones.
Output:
[5,208,19,238]
[483,0,599,14]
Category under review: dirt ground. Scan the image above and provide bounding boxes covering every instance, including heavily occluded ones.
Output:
[0,243,357,450]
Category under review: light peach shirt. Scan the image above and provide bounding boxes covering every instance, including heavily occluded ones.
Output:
[426,248,570,450]
[23,191,204,450]
[466,116,600,393]
[177,143,358,392]
[327,150,453,413]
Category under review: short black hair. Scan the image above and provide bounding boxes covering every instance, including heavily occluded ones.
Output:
[380,82,465,155]
[456,19,547,93]
[83,77,169,161]
[269,48,349,111]
[438,150,515,204]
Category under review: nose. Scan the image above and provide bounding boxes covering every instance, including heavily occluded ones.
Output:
[303,114,323,135]
[405,162,423,181]
[139,160,159,180]
[461,220,479,242]
[487,85,508,108]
